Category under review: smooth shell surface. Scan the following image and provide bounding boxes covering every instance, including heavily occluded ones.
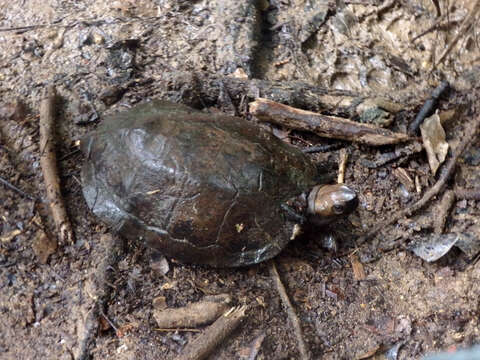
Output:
[81,100,318,267]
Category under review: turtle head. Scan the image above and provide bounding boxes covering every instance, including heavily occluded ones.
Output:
[307,184,358,225]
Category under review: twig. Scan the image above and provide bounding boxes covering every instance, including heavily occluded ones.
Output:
[337,148,348,184]
[302,143,344,153]
[433,190,456,234]
[0,175,36,200]
[249,98,411,146]
[100,310,119,333]
[176,306,247,360]
[74,234,124,359]
[39,85,74,244]
[59,148,81,161]
[408,81,449,134]
[153,294,232,328]
[434,0,480,68]
[155,328,201,332]
[269,261,310,360]
[411,10,461,42]
[359,113,480,243]
[359,141,423,168]
[431,0,441,17]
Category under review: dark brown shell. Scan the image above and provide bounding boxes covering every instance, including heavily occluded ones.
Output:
[81,100,317,267]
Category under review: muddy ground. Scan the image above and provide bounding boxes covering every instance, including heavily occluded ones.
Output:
[1,0,480,359]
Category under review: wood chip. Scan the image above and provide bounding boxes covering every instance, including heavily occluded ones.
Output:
[154,294,232,329]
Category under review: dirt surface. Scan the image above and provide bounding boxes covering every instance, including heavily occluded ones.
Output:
[1,1,480,359]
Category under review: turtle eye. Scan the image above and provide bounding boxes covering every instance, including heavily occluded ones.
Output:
[332,204,345,215]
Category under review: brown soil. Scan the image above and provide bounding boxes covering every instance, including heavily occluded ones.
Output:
[1,1,479,359]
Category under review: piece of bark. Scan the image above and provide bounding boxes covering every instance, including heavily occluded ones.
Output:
[249,98,411,146]
[176,306,247,360]
[39,85,74,244]
[154,294,232,329]
[393,168,415,192]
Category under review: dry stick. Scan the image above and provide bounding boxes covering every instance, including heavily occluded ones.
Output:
[0,175,36,200]
[176,306,247,360]
[359,114,480,243]
[337,148,348,184]
[408,81,449,134]
[249,98,410,146]
[154,294,232,328]
[302,143,344,154]
[433,190,456,234]
[269,261,310,360]
[434,0,480,68]
[411,9,460,43]
[39,85,74,244]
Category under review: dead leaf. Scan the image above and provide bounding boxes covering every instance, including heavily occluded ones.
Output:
[420,113,449,175]
[350,253,366,281]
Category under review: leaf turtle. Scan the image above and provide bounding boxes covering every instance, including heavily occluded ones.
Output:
[81,100,357,267]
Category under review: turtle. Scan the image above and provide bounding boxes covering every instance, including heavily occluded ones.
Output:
[81,100,358,267]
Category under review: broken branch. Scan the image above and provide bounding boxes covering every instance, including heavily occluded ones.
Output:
[249,98,410,146]
[0,175,36,200]
[154,294,232,328]
[39,85,74,244]
[433,190,456,234]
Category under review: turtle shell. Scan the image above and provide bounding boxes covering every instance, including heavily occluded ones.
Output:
[81,100,318,267]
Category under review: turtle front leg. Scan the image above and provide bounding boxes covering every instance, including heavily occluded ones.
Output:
[280,204,307,225]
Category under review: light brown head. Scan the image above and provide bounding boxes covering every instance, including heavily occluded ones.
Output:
[307,184,358,225]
